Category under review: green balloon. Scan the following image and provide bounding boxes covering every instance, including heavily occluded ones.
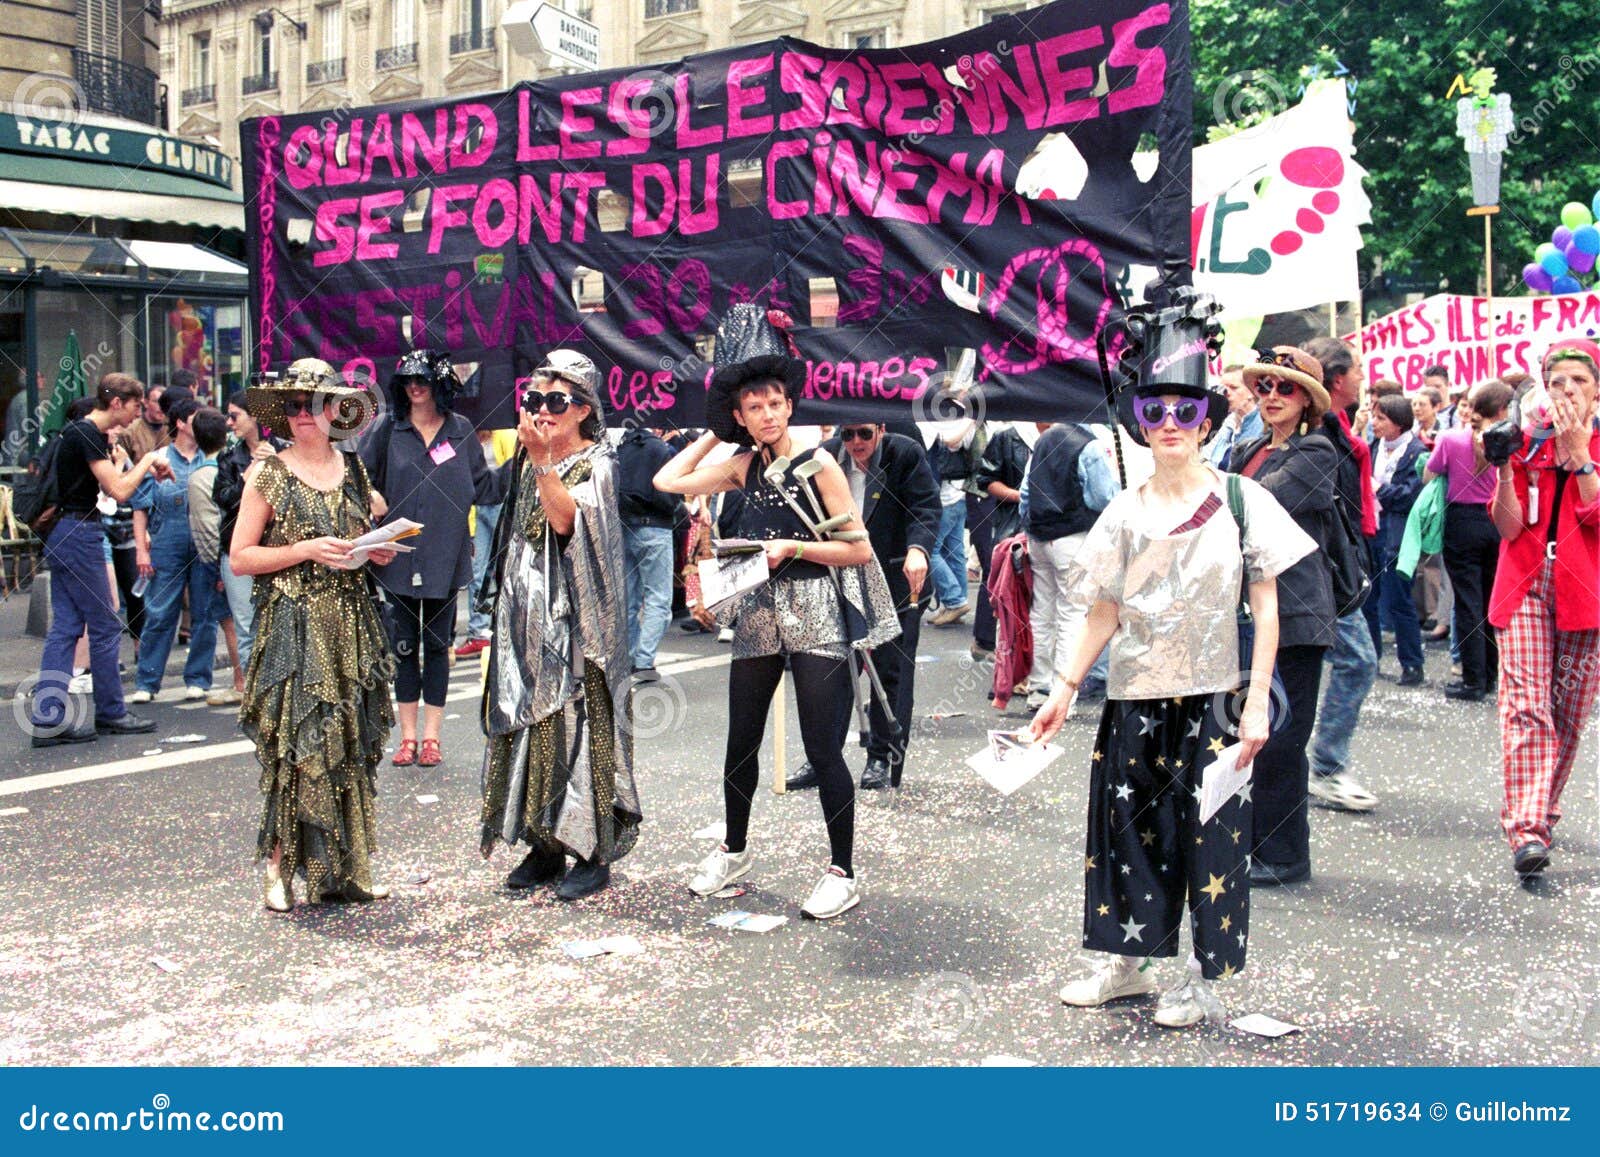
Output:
[1536,242,1559,262]
[1561,201,1595,229]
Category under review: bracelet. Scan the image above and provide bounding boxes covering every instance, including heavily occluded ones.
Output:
[793,542,806,561]
[1053,672,1079,695]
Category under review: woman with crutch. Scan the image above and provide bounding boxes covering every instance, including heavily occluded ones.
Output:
[655,305,898,919]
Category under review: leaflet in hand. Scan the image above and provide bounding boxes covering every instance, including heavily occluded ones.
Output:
[336,519,423,568]
[966,730,1063,796]
[1198,741,1253,825]
[697,551,769,613]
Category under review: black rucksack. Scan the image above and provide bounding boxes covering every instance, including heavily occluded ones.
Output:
[13,431,64,537]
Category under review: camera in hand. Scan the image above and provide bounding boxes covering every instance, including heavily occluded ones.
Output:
[1481,419,1524,467]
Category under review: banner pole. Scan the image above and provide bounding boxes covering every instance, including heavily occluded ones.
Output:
[772,674,787,794]
[1327,301,1338,338]
[1484,212,1495,383]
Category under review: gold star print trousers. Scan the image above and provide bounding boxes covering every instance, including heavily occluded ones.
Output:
[1082,696,1251,981]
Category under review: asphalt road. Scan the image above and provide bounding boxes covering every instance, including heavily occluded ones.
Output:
[1,622,1596,1067]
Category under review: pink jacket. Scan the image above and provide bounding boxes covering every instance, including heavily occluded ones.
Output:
[987,532,1033,708]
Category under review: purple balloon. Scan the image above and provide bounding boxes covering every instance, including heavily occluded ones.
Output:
[1524,263,1555,292]
[1555,226,1575,249]
[1570,248,1597,274]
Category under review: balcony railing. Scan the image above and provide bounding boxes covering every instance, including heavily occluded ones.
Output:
[242,71,278,95]
[375,43,418,70]
[645,0,698,16]
[306,58,346,85]
[180,83,215,107]
[449,28,495,54]
[71,49,163,127]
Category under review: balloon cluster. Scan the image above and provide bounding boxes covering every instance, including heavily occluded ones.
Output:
[1522,193,1600,294]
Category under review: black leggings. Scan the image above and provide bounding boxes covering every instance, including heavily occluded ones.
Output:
[723,651,856,875]
[110,545,145,642]
[387,592,457,707]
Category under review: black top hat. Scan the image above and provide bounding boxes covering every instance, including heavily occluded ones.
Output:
[703,304,807,446]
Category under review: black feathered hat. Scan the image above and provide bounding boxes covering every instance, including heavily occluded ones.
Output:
[703,304,807,446]
[390,348,462,414]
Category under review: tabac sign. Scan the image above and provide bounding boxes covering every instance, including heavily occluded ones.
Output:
[0,112,235,188]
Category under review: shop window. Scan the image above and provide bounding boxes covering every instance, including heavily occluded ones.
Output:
[148,296,247,405]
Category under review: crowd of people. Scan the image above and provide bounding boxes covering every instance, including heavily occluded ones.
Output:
[21,320,1600,1030]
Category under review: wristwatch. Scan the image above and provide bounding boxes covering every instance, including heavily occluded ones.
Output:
[1576,461,1597,477]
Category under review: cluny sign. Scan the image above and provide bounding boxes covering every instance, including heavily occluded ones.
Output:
[3,114,234,188]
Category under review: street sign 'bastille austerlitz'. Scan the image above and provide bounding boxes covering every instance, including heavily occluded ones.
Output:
[240,0,1192,427]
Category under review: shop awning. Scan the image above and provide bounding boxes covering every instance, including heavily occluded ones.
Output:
[0,153,243,231]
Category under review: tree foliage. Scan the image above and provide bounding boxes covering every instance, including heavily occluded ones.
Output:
[1191,0,1600,302]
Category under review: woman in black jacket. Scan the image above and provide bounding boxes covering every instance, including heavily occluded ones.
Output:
[1231,347,1341,886]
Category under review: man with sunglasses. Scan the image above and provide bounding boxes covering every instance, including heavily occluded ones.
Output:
[787,421,940,791]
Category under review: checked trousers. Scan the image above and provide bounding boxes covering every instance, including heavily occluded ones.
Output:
[1497,559,1600,850]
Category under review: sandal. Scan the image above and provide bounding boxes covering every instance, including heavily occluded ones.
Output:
[419,739,442,768]
[392,740,418,767]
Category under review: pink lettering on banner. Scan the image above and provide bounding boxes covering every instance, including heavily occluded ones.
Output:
[256,117,281,372]
[726,55,775,138]
[1105,3,1171,115]
[1357,292,1600,388]
[980,239,1121,377]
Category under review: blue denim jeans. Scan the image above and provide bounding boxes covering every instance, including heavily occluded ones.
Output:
[624,523,674,670]
[33,517,127,727]
[1310,608,1378,779]
[929,500,968,608]
[467,503,500,638]
[135,532,218,693]
[220,553,255,670]
[1363,533,1424,671]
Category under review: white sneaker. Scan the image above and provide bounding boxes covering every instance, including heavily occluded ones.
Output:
[1153,972,1225,1028]
[1309,771,1378,813]
[717,628,734,643]
[184,686,207,701]
[67,673,93,694]
[1059,954,1156,1007]
[127,689,154,704]
[206,688,243,707]
[1026,688,1050,710]
[688,845,753,897]
[800,866,860,919]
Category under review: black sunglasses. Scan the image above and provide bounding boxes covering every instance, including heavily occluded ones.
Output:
[1253,379,1299,398]
[282,395,317,417]
[840,425,878,441]
[522,389,573,415]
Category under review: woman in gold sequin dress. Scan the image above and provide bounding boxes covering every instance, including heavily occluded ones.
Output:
[478,351,641,902]
[230,359,398,913]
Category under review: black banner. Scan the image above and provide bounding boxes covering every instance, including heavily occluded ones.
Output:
[241,0,1192,428]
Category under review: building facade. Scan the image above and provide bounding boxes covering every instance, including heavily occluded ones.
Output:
[159,1,1038,186]
[1,1,248,463]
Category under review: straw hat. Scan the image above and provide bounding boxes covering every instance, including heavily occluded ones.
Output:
[1241,345,1330,423]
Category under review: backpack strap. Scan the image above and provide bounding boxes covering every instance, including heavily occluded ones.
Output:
[1225,473,1251,621]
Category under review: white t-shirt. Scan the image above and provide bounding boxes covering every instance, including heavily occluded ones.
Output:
[1066,468,1316,700]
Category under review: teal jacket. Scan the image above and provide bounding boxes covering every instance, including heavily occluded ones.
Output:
[1397,471,1446,580]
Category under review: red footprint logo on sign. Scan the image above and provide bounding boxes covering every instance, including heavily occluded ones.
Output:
[1269,146,1344,256]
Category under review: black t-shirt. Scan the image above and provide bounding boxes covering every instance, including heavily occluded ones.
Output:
[56,419,111,514]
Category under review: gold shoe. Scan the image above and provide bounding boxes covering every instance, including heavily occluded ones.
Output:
[324,880,393,903]
[264,867,294,913]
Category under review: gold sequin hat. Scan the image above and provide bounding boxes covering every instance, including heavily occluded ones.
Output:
[247,358,379,438]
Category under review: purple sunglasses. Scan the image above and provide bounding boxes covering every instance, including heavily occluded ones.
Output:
[1133,396,1208,431]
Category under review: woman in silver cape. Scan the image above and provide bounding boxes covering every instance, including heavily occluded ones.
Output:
[477,351,641,901]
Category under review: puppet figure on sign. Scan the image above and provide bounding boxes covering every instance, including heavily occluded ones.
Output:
[1455,67,1513,208]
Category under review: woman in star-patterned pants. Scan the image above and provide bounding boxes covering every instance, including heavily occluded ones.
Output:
[1083,697,1251,979]
[1028,371,1321,1027]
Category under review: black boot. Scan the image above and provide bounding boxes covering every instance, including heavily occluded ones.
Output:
[860,757,894,791]
[506,845,566,889]
[786,761,821,791]
[555,858,611,901]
